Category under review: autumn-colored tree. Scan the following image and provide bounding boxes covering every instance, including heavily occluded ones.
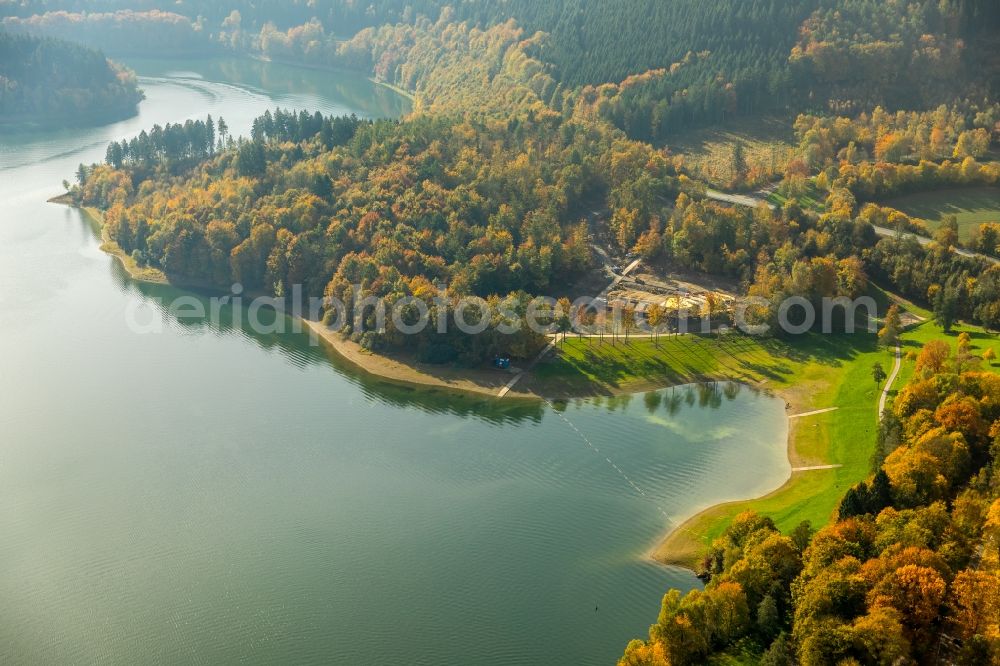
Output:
[933,396,987,444]
[883,428,970,505]
[929,126,949,157]
[879,304,902,347]
[915,340,950,375]
[618,639,670,666]
[935,215,960,249]
[613,207,641,252]
[868,564,947,648]
[875,133,909,162]
[953,128,991,159]
[850,606,911,664]
[947,570,1000,641]
[556,297,573,345]
[646,303,666,347]
[622,305,637,343]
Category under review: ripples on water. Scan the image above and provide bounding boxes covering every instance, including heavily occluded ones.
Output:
[0,58,790,665]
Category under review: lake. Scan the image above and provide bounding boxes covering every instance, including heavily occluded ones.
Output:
[0,57,790,665]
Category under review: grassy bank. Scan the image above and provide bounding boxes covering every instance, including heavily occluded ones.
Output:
[530,330,892,569]
[882,186,1000,240]
[62,199,995,571]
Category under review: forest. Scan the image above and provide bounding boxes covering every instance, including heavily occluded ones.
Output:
[621,351,1000,665]
[0,30,141,122]
[38,1,1000,662]
[1,10,214,55]
[68,6,1000,351]
[71,105,607,362]
[5,1,999,137]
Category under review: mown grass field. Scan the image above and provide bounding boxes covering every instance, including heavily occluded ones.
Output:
[882,186,1000,240]
[531,329,891,567]
[532,311,1000,570]
[894,318,1000,389]
[767,180,826,212]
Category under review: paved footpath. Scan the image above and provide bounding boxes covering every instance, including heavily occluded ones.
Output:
[788,407,839,419]
[705,188,776,210]
[872,225,998,265]
[878,343,903,422]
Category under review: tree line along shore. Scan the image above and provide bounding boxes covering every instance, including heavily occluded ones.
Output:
[31,0,1000,660]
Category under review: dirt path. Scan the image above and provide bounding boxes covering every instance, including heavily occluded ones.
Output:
[705,188,776,210]
[872,225,999,265]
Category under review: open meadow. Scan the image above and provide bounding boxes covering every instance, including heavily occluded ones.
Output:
[883,186,1000,240]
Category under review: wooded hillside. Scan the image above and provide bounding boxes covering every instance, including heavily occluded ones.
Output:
[0,30,141,122]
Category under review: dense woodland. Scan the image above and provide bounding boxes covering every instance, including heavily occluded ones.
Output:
[241,0,1000,139]
[1,10,214,55]
[43,1,1000,662]
[68,5,1000,342]
[0,30,141,122]
[5,1,999,137]
[622,354,1000,665]
[73,105,610,363]
[793,104,999,170]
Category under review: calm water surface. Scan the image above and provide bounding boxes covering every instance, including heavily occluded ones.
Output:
[0,57,789,664]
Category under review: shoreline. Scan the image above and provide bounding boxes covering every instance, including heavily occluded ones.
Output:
[307,321,812,574]
[303,320,536,400]
[249,54,418,105]
[649,379,811,569]
[53,197,539,400]
[54,196,830,575]
[1,102,140,132]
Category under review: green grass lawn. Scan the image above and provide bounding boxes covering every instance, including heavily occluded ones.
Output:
[534,310,1000,569]
[894,318,1000,390]
[533,332,800,395]
[881,186,1000,241]
[531,329,892,567]
[767,181,826,212]
[534,331,876,398]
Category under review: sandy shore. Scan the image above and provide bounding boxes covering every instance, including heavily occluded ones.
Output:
[649,377,822,569]
[303,320,537,399]
[54,200,174,285]
[52,197,537,400]
[55,195,805,573]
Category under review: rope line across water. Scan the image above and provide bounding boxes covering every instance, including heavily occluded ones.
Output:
[544,399,672,522]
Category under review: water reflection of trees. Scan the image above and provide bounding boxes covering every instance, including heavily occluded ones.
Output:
[146,56,412,119]
[552,381,769,420]
[637,381,767,416]
[127,277,544,424]
[123,273,767,428]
